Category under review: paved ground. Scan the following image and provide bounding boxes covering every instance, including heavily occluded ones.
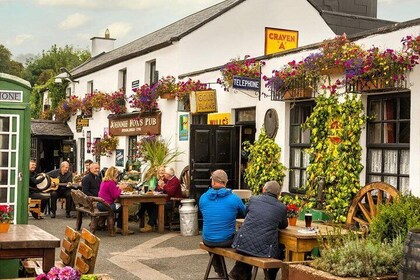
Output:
[29,208,276,279]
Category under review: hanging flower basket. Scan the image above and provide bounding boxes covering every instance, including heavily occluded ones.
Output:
[160,92,176,100]
[319,65,345,76]
[283,87,313,100]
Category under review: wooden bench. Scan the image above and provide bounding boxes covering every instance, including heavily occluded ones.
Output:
[199,242,283,280]
[71,189,115,236]
[74,228,100,274]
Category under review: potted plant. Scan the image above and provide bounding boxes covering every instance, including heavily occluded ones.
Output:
[0,205,13,232]
[243,129,286,194]
[217,55,264,91]
[155,76,178,99]
[176,78,208,111]
[103,90,126,114]
[36,266,102,280]
[129,84,159,113]
[286,204,299,226]
[92,135,119,157]
[54,95,82,122]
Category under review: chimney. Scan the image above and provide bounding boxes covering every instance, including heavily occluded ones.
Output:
[90,29,116,57]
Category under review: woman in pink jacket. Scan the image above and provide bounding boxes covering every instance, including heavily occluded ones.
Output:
[97,166,129,234]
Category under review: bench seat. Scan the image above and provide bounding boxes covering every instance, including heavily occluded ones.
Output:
[199,242,283,280]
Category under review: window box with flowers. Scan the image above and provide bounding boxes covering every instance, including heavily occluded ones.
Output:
[54,95,83,122]
[129,84,159,113]
[217,55,264,91]
[92,135,119,157]
[0,205,13,233]
[103,90,126,115]
[176,78,209,111]
[155,76,178,100]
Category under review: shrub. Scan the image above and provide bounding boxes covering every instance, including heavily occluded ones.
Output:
[369,194,420,242]
[313,231,404,277]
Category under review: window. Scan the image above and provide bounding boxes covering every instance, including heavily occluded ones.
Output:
[128,136,137,160]
[118,68,127,92]
[289,102,314,192]
[87,81,94,94]
[192,114,208,125]
[146,60,158,86]
[366,93,410,191]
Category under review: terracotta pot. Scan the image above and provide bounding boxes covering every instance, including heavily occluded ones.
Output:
[0,222,10,233]
[160,92,176,100]
[283,263,398,280]
[283,87,313,100]
[288,217,297,226]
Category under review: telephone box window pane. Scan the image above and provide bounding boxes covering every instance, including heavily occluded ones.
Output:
[10,170,15,185]
[11,135,17,149]
[0,117,10,132]
[0,153,9,167]
[9,188,15,201]
[0,135,8,149]
[0,170,7,185]
[0,188,7,203]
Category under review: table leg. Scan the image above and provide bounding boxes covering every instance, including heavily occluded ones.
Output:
[157,204,164,233]
[42,249,55,272]
[122,204,129,236]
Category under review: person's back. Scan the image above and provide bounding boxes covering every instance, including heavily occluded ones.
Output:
[200,187,245,243]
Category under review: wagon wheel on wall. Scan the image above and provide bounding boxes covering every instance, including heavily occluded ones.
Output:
[346,182,400,229]
[179,165,190,198]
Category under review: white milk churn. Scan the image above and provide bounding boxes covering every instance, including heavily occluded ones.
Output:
[179,199,198,236]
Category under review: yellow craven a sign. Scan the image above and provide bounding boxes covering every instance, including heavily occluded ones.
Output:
[208,113,231,125]
[265,27,298,55]
[190,90,217,114]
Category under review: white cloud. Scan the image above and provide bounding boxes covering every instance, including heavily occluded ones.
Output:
[6,34,33,46]
[59,13,90,30]
[37,0,98,8]
[102,22,132,39]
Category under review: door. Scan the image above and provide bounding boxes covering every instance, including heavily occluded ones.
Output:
[0,112,27,224]
[189,125,240,204]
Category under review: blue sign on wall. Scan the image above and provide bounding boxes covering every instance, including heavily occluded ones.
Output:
[232,76,260,91]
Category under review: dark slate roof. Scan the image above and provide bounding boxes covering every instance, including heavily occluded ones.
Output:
[71,0,396,78]
[31,119,73,137]
[72,0,244,78]
[306,0,395,35]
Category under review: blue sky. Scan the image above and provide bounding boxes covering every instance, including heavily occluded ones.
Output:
[1,0,419,62]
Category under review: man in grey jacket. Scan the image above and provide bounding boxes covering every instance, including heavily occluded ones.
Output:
[230,181,288,280]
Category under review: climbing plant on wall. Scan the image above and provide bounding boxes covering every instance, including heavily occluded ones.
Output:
[302,91,366,223]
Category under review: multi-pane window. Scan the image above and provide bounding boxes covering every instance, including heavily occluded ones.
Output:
[366,93,410,192]
[128,136,137,160]
[289,102,314,192]
[118,68,127,92]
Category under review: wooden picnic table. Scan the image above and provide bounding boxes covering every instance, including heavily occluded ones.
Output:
[0,224,60,272]
[119,193,167,235]
[236,219,346,262]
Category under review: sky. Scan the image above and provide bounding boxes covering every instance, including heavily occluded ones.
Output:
[1,0,419,63]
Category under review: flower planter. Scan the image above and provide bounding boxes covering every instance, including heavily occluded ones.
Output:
[283,263,397,280]
[356,78,407,92]
[320,65,345,76]
[0,222,10,233]
[283,87,313,100]
[288,217,297,226]
[160,92,176,100]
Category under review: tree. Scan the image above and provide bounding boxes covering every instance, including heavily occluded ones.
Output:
[0,45,24,77]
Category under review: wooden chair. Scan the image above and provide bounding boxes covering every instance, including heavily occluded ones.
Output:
[71,189,115,236]
[74,228,101,274]
[28,198,42,220]
[167,166,191,231]
[22,226,81,276]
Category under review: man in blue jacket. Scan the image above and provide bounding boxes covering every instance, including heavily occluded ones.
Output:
[199,169,246,278]
[230,180,288,280]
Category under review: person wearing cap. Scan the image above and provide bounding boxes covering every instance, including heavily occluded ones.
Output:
[199,169,246,278]
[230,181,288,280]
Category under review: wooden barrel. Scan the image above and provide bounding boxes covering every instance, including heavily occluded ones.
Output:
[399,228,420,280]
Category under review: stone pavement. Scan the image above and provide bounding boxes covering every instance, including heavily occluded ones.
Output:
[28,208,275,279]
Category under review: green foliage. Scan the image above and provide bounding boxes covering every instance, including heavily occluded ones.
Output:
[243,129,286,194]
[313,231,404,277]
[137,136,183,181]
[31,77,69,118]
[370,194,420,242]
[0,44,24,77]
[302,92,366,223]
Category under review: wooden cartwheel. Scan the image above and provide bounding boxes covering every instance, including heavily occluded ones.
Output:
[346,182,400,229]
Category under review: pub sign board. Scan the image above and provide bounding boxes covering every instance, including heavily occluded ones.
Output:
[265,27,298,55]
[108,111,161,136]
[190,90,217,114]
[76,115,89,133]
[232,76,260,91]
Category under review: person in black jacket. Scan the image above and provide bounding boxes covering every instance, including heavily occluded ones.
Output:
[230,181,288,280]
[47,161,73,218]
[81,162,101,197]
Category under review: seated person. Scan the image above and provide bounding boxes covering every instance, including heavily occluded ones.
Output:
[199,169,246,277]
[81,162,101,197]
[46,161,73,218]
[138,166,182,233]
[97,166,132,234]
[230,181,288,280]
[28,159,50,219]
